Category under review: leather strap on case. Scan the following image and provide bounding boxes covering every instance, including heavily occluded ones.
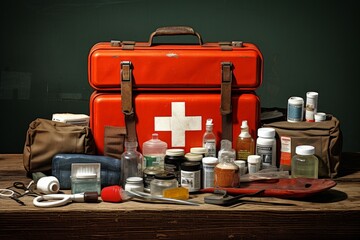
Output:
[121,61,137,142]
[220,62,233,141]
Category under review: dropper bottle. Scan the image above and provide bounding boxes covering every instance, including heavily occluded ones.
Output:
[236,120,255,162]
[203,118,216,157]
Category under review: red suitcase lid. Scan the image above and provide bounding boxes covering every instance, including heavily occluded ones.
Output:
[88,26,263,91]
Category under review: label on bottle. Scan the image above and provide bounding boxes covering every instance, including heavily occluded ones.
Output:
[204,140,216,157]
[280,136,291,166]
[144,155,164,168]
[257,145,273,168]
[181,170,201,192]
[237,150,250,161]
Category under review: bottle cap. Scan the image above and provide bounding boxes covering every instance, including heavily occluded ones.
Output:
[306,91,319,99]
[206,118,213,126]
[257,127,275,138]
[247,155,261,164]
[288,96,304,105]
[181,161,201,171]
[296,145,315,155]
[185,153,203,161]
[234,160,246,168]
[166,149,185,156]
[84,192,99,203]
[202,157,219,165]
[154,173,176,180]
[126,177,143,183]
[101,185,124,203]
[190,147,207,155]
[315,112,326,122]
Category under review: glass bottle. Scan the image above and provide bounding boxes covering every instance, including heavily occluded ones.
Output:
[291,145,318,179]
[214,140,239,188]
[203,118,216,157]
[236,120,255,161]
[142,133,167,169]
[150,173,178,197]
[121,141,143,188]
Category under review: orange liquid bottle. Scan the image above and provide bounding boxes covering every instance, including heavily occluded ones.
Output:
[236,120,255,161]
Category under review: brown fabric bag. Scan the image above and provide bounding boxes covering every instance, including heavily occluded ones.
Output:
[103,125,127,160]
[23,118,96,174]
[264,115,342,178]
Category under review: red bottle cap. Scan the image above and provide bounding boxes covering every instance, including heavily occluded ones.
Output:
[101,185,123,203]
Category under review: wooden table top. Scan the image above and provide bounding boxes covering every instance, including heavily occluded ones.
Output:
[1,153,359,239]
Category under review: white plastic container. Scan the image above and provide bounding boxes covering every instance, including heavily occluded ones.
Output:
[256,128,276,169]
[287,97,304,122]
[142,133,167,169]
[247,155,261,174]
[305,92,319,122]
[202,157,219,188]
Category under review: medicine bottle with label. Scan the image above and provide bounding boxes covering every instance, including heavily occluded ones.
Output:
[203,119,216,157]
[291,145,318,179]
[164,149,186,184]
[236,120,255,161]
[256,128,276,169]
[180,161,201,192]
[142,133,167,169]
[202,157,218,188]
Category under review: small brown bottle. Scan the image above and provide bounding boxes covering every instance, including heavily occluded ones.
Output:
[236,120,255,162]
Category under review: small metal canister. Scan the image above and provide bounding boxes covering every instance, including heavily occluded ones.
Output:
[143,166,164,192]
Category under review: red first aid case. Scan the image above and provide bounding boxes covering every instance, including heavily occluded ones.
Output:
[90,92,260,154]
[88,27,263,91]
[88,26,263,154]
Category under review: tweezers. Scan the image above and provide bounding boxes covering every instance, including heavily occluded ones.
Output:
[126,190,200,206]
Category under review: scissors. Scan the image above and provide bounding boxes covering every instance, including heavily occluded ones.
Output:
[0,181,39,205]
[33,192,99,208]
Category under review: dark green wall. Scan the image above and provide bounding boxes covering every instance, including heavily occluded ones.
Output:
[1,0,359,153]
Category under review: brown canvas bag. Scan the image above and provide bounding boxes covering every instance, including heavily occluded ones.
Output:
[23,118,96,174]
[264,115,342,178]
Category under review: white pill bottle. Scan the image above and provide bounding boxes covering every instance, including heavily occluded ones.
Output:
[256,127,277,169]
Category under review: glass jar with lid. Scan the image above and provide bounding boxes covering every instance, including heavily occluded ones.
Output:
[291,145,319,179]
[150,173,178,197]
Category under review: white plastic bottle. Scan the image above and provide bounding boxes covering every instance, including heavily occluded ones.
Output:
[203,119,216,157]
[142,133,167,169]
[236,120,255,161]
[256,128,276,169]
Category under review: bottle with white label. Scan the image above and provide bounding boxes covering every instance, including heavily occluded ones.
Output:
[256,128,276,169]
[142,133,167,169]
[203,119,216,157]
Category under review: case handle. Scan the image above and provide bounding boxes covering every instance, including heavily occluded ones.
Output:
[148,26,203,46]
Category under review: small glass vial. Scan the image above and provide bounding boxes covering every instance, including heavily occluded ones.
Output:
[180,161,201,192]
[291,145,319,179]
[125,177,144,192]
[203,119,216,157]
[247,155,261,174]
[202,157,218,188]
[150,173,178,197]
